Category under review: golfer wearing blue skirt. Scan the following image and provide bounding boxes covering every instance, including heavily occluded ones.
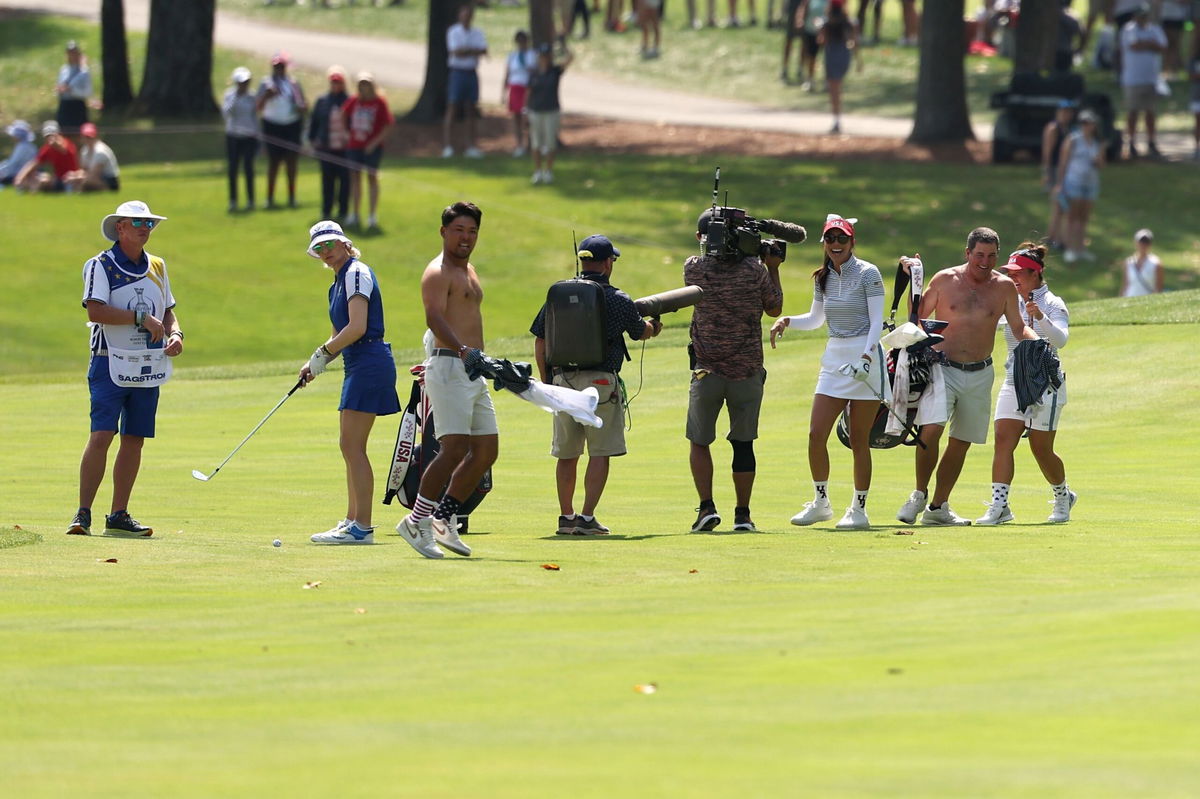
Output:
[300,220,400,544]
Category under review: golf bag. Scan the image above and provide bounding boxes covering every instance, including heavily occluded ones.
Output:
[836,261,942,450]
[383,375,492,531]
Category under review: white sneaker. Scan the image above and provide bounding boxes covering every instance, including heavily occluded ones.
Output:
[463,146,484,159]
[319,518,351,536]
[343,213,359,228]
[432,516,472,556]
[542,169,553,184]
[531,170,543,185]
[367,214,378,229]
[835,506,870,530]
[311,522,374,544]
[975,502,1014,526]
[921,504,972,526]
[396,515,444,559]
[1048,490,1077,523]
[790,500,833,526]
[1064,249,1079,264]
[896,490,927,524]
[441,145,454,159]
[512,146,526,157]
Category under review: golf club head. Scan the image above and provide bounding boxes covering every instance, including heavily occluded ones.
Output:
[191,469,212,482]
[920,319,950,335]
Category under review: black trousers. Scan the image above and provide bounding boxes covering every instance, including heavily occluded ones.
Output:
[319,149,350,219]
[225,134,257,205]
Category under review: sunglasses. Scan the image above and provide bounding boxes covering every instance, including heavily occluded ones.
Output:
[823,232,851,244]
[312,240,340,253]
[126,219,157,230]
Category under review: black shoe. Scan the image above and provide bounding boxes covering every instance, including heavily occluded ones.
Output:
[733,506,755,531]
[691,505,720,532]
[573,516,611,536]
[104,511,153,537]
[556,515,578,535]
[1147,142,1163,159]
[66,508,91,536]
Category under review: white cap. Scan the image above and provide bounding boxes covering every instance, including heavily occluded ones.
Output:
[101,200,168,242]
[41,120,60,137]
[307,220,353,258]
[1134,228,1153,243]
[231,66,252,84]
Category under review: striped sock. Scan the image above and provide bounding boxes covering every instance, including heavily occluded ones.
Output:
[411,494,437,522]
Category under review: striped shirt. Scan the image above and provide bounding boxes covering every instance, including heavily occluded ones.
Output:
[813,255,885,338]
[1001,284,1069,383]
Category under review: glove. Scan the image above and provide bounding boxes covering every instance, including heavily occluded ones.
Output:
[462,347,486,382]
[838,355,873,384]
[308,345,333,377]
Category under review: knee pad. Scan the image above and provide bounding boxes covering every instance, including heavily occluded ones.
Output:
[730,439,755,473]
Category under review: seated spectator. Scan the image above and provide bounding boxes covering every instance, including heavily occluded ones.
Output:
[65,122,120,193]
[14,121,78,193]
[0,120,37,187]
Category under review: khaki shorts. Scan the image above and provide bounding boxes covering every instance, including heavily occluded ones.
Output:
[423,353,499,438]
[686,368,766,446]
[551,370,626,458]
[528,110,560,155]
[1123,83,1158,113]
[994,376,1067,432]
[915,362,994,444]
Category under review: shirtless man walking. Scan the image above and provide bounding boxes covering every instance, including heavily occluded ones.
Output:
[396,201,497,558]
[896,227,1032,526]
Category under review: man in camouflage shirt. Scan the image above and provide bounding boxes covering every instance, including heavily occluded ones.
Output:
[684,210,784,533]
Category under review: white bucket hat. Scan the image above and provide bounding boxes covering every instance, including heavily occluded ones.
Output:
[307,220,352,258]
[101,200,167,242]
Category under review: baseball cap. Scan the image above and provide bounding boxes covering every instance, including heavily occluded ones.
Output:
[1077,109,1099,125]
[101,200,168,242]
[1134,228,1153,243]
[357,71,375,85]
[80,122,98,139]
[327,65,346,82]
[578,234,620,261]
[5,119,32,142]
[41,120,60,137]
[307,220,353,259]
[231,66,252,84]
[1001,249,1044,274]
[65,40,79,51]
[822,214,856,238]
[1057,98,1078,109]
[271,50,289,66]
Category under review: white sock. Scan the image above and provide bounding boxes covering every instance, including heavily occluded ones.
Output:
[1051,481,1071,498]
[580,514,594,522]
[853,489,868,510]
[814,481,829,504]
[991,482,1011,506]
[411,494,437,522]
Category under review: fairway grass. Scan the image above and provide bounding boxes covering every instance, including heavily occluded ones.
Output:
[2,322,1198,797]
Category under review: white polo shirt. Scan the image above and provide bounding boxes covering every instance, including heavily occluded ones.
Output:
[447,23,487,70]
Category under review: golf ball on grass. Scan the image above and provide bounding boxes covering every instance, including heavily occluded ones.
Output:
[273,539,282,548]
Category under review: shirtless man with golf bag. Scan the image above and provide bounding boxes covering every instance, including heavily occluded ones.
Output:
[896,227,1034,526]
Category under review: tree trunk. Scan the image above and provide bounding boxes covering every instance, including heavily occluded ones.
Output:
[1013,0,1060,74]
[909,0,975,143]
[100,0,134,110]
[136,0,217,117]
[529,0,556,48]
[406,0,457,123]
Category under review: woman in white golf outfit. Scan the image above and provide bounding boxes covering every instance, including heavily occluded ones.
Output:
[770,214,888,530]
[977,243,1076,525]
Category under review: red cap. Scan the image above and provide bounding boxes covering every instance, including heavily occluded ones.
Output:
[822,217,855,238]
[1002,251,1044,274]
[80,122,97,138]
[271,51,289,66]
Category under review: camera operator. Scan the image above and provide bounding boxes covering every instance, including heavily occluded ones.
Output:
[685,210,784,533]
[530,235,662,536]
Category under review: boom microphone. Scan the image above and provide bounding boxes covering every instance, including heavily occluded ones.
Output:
[757,219,807,243]
[633,286,704,318]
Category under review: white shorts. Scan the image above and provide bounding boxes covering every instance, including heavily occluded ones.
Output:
[994,377,1067,432]
[814,335,890,403]
[915,362,994,444]
[423,354,499,438]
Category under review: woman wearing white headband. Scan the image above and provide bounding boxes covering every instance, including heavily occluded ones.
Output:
[300,221,401,545]
[770,214,888,530]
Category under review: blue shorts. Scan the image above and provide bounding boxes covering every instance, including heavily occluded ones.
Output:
[448,68,480,106]
[88,355,160,437]
[340,342,400,416]
[1059,177,1099,209]
[347,146,383,171]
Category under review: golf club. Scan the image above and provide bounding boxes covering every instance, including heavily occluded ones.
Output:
[839,362,927,450]
[192,377,306,481]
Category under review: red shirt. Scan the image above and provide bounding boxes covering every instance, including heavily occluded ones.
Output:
[36,139,79,178]
[342,95,393,151]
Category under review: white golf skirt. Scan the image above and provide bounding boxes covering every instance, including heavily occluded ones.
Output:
[814,334,890,402]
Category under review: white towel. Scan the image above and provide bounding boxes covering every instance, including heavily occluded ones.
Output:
[518,381,604,428]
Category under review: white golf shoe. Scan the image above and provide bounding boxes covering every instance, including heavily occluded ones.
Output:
[790,500,833,526]
[975,502,1014,526]
[896,490,927,524]
[432,516,472,556]
[311,522,373,544]
[834,506,870,530]
[921,504,972,526]
[396,515,445,559]
[1047,490,1077,523]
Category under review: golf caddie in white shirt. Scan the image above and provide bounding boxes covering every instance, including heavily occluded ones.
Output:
[67,200,183,538]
